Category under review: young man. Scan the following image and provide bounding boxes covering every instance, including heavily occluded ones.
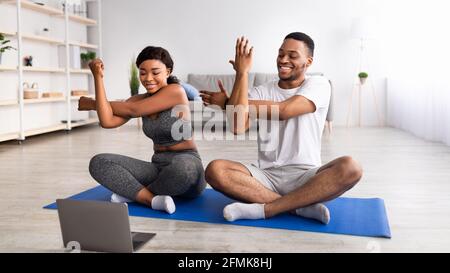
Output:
[200,32,362,224]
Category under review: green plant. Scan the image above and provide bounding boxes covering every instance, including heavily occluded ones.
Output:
[129,59,140,96]
[80,51,96,62]
[0,33,16,53]
[358,72,368,78]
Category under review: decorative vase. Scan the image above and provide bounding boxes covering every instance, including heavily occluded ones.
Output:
[359,77,367,85]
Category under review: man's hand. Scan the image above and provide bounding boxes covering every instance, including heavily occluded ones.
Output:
[199,80,229,109]
[78,96,95,111]
[229,36,253,74]
[89,58,104,79]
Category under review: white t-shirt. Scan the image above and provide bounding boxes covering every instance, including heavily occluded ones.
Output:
[248,76,331,169]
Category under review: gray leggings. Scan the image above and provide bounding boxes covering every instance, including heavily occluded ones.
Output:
[89,150,206,200]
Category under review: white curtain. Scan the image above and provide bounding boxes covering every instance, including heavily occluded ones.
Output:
[387,78,450,146]
[382,0,450,146]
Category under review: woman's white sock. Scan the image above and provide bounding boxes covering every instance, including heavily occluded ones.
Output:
[151,195,176,214]
[110,193,132,203]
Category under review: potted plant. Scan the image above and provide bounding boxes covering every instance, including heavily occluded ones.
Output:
[129,58,141,127]
[129,59,140,97]
[358,72,368,85]
[80,51,96,68]
[0,33,16,65]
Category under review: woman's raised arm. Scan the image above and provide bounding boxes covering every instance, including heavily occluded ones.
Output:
[89,59,130,128]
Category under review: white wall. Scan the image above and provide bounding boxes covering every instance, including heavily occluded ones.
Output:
[102,0,387,126]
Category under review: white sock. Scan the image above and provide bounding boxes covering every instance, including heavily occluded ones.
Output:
[223,202,265,222]
[111,193,132,203]
[294,203,330,224]
[151,195,176,214]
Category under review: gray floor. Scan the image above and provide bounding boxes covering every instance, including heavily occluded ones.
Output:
[1,124,450,252]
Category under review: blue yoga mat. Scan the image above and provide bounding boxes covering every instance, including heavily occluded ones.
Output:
[44,186,391,238]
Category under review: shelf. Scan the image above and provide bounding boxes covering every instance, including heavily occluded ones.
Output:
[1,66,66,73]
[1,0,64,16]
[1,0,101,143]
[0,96,94,105]
[0,132,20,142]
[71,94,94,100]
[24,123,67,137]
[1,1,97,25]
[68,14,97,26]
[1,32,97,47]
[70,69,91,74]
[1,31,64,45]
[70,118,99,128]
[1,66,89,73]
[0,99,19,106]
[22,33,64,44]
[69,41,98,49]
[0,66,17,72]
[0,30,16,36]
[23,67,65,73]
[1,97,69,105]
[24,97,66,104]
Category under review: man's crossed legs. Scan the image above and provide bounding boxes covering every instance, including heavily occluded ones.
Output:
[205,156,363,224]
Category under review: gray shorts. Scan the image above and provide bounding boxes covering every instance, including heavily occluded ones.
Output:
[243,163,321,195]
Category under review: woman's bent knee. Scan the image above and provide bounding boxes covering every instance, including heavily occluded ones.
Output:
[88,153,108,176]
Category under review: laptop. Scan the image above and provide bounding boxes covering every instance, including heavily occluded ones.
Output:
[56,199,156,253]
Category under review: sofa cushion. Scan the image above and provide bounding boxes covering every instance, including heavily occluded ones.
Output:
[181,82,202,101]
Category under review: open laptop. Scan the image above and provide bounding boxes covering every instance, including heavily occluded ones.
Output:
[56,199,155,253]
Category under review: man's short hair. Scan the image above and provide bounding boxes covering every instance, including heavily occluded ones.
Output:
[284,32,315,57]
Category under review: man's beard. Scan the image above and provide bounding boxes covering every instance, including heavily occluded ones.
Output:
[279,71,301,82]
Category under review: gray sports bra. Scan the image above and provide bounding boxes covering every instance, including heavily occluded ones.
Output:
[142,108,193,146]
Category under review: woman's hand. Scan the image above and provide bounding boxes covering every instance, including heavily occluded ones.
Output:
[199,80,229,109]
[89,58,104,79]
[229,36,253,74]
[78,96,95,111]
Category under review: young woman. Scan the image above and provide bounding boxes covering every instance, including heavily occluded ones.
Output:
[78,46,206,214]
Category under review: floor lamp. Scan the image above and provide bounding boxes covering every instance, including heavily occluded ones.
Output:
[347,17,382,127]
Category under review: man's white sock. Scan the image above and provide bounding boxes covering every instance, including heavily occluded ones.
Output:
[223,202,265,222]
[294,203,330,224]
[151,195,176,214]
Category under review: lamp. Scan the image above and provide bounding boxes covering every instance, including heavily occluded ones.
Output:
[346,17,382,127]
[351,17,377,40]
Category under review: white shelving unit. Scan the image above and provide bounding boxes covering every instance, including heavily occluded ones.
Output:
[0,0,102,143]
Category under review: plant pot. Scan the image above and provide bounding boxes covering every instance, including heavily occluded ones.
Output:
[81,59,90,69]
[359,77,367,85]
[0,52,3,65]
